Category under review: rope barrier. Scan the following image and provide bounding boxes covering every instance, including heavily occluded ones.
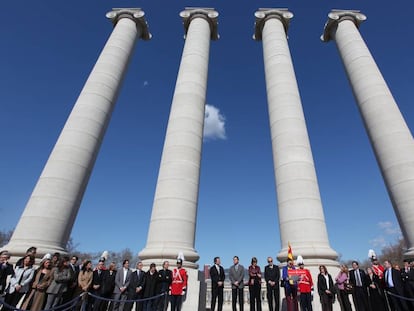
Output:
[0,292,167,311]
[0,294,81,311]
[87,291,166,303]
[384,289,414,302]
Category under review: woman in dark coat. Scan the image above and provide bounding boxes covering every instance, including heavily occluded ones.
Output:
[366,267,386,311]
[143,263,158,311]
[317,265,336,311]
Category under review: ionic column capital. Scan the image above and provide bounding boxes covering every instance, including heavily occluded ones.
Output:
[253,8,293,41]
[321,9,366,42]
[179,7,219,40]
[106,8,151,40]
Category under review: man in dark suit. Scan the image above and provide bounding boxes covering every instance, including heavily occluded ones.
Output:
[125,261,146,311]
[92,259,107,311]
[384,260,409,311]
[264,257,280,311]
[157,261,172,311]
[0,251,14,295]
[210,257,225,311]
[349,261,369,311]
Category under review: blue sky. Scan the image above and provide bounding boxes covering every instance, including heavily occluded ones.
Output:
[1,1,413,269]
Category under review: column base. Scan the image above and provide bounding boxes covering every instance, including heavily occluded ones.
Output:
[180,268,205,311]
[138,245,200,269]
[403,247,414,261]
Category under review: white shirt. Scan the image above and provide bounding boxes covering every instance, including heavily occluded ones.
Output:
[324,274,329,289]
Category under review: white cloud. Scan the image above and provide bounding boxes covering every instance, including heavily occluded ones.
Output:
[369,221,402,249]
[378,221,401,236]
[369,236,387,248]
[143,80,149,87]
[203,104,226,140]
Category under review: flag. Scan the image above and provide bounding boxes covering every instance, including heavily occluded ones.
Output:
[287,242,294,261]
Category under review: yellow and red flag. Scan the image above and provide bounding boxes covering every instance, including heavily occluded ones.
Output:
[287,242,294,261]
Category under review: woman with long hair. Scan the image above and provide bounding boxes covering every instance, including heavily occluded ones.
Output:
[335,265,352,311]
[317,265,335,311]
[75,260,93,310]
[21,258,53,311]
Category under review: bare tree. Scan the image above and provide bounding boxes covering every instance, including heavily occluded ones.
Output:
[379,238,406,266]
[0,229,13,248]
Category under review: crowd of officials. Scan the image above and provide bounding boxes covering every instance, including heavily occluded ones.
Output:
[3,247,414,311]
[209,254,414,311]
[0,247,188,311]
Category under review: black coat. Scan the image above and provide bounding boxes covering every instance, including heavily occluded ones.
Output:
[157,269,172,294]
[127,269,145,298]
[209,265,225,288]
[264,264,280,288]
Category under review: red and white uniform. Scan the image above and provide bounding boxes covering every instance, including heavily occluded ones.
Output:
[372,264,385,279]
[297,268,313,293]
[170,267,188,295]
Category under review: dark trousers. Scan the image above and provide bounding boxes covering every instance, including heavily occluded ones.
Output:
[249,285,261,311]
[352,286,369,311]
[338,289,352,311]
[211,284,224,311]
[266,285,280,311]
[157,292,169,311]
[170,294,183,311]
[320,293,333,311]
[299,292,313,311]
[387,287,409,311]
[232,287,244,311]
[4,291,25,311]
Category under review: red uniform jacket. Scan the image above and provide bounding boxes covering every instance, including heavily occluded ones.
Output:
[170,268,188,295]
[297,268,313,293]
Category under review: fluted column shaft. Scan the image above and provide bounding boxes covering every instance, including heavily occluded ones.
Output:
[323,10,414,258]
[4,9,150,258]
[254,9,338,264]
[139,8,218,269]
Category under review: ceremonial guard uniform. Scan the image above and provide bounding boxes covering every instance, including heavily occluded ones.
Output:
[297,256,313,311]
[170,259,188,311]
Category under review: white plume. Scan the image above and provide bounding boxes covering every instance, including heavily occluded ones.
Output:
[177,252,185,261]
[101,250,109,261]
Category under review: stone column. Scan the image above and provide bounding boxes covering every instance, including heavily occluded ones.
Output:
[254,8,338,265]
[322,10,414,259]
[3,8,150,259]
[139,7,218,270]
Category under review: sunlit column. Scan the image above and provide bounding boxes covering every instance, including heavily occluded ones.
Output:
[254,8,338,265]
[139,8,218,269]
[3,8,150,259]
[322,10,414,259]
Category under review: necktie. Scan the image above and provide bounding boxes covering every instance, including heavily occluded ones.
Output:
[355,270,362,286]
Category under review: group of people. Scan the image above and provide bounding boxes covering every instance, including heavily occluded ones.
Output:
[0,247,188,311]
[335,258,414,311]
[209,255,414,311]
[209,255,288,311]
